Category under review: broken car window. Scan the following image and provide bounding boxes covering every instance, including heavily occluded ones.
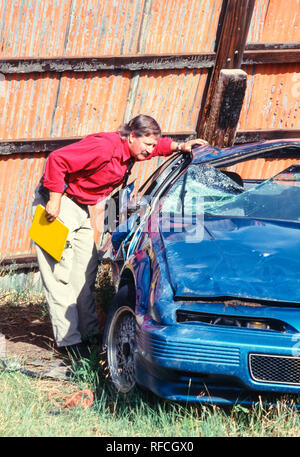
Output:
[161,164,300,222]
[161,164,243,216]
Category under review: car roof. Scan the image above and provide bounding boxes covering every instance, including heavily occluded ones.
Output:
[192,138,300,166]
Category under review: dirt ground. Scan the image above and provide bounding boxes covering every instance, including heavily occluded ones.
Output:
[0,265,112,379]
[1,295,56,362]
[0,290,107,378]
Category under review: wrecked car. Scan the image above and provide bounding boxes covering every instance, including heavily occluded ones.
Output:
[101,139,300,405]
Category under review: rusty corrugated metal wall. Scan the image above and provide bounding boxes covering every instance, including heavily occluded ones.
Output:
[235,0,300,178]
[0,0,299,259]
[241,0,300,133]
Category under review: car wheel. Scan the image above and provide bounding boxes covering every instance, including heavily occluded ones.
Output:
[102,286,136,393]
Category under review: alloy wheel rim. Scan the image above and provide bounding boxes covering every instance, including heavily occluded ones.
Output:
[107,306,136,393]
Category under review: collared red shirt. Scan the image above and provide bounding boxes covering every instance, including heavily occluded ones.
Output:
[42,132,173,205]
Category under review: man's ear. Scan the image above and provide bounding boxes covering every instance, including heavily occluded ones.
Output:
[128,132,136,143]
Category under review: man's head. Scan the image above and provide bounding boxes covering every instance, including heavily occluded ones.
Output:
[118,115,161,161]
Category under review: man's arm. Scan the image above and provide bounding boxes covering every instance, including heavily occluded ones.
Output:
[150,137,208,159]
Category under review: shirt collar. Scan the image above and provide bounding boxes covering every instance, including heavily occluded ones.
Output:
[121,138,132,163]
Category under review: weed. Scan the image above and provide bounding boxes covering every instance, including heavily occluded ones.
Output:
[95,263,115,314]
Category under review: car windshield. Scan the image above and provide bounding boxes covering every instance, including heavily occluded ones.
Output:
[161,164,300,222]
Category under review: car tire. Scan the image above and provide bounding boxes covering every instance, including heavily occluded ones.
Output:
[102,285,137,393]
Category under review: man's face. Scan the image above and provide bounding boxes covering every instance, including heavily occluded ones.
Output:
[128,133,159,161]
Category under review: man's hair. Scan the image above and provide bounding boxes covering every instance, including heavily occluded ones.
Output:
[118,114,161,140]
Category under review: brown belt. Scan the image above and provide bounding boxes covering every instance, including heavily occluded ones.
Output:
[64,192,88,210]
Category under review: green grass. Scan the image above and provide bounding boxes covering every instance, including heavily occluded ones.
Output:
[1,348,300,437]
[0,370,104,437]
[1,366,300,437]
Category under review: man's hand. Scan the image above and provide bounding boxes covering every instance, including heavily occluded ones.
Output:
[171,138,208,154]
[45,192,63,222]
[178,138,208,152]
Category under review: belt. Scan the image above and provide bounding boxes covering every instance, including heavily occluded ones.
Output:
[64,192,88,210]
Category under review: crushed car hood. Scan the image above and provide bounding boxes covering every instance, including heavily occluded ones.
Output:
[160,216,300,304]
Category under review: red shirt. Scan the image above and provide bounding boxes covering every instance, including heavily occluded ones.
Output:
[42,132,173,205]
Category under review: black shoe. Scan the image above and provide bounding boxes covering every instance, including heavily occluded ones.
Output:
[57,343,91,360]
[83,333,102,348]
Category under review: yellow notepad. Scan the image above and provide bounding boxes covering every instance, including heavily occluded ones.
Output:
[29,204,69,262]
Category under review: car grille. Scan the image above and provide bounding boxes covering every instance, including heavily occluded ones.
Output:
[138,331,240,366]
[249,354,300,385]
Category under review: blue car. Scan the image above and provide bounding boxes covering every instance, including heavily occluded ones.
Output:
[101,139,300,405]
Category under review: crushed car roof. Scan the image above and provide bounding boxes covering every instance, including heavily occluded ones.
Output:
[192,139,300,166]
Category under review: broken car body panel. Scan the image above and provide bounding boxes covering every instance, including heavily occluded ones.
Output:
[161,216,300,303]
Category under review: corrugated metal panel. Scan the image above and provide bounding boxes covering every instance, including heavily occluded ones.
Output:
[0,73,60,139]
[0,154,46,255]
[139,0,223,53]
[0,0,223,58]
[239,63,300,131]
[128,69,209,132]
[64,0,145,56]
[0,0,72,57]
[232,158,299,180]
[0,68,208,140]
[236,61,300,180]
[51,71,132,137]
[248,0,300,43]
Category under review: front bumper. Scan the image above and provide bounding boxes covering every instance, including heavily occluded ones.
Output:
[135,318,300,405]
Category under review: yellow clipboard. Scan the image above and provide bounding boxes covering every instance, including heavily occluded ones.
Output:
[29,204,69,262]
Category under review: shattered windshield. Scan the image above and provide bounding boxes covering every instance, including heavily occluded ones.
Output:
[161,164,300,222]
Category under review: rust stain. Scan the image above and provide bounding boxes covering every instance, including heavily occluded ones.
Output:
[239,63,300,131]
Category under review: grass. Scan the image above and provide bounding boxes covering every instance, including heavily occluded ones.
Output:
[1,263,300,437]
[0,371,105,437]
[1,366,300,437]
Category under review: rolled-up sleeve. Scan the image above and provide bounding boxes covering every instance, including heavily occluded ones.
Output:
[150,136,173,158]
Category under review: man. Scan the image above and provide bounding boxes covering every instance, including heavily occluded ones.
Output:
[32,114,207,358]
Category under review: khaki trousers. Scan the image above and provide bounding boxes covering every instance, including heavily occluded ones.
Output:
[33,189,100,347]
